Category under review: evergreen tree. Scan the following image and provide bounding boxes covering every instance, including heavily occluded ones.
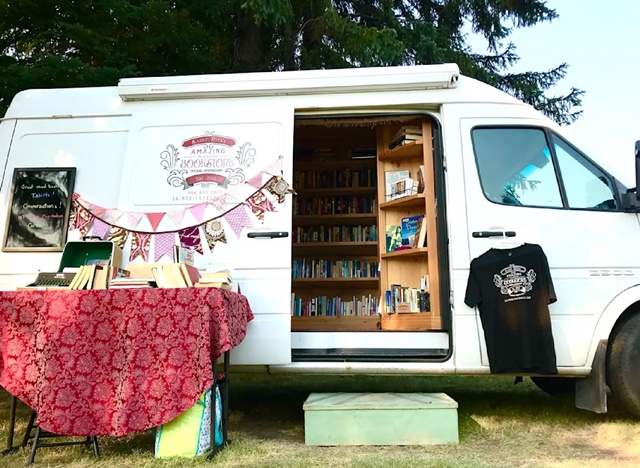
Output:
[0,0,582,124]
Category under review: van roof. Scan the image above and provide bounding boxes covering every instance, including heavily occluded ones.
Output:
[4,63,524,119]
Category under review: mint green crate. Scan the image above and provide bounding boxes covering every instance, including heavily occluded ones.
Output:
[303,392,459,446]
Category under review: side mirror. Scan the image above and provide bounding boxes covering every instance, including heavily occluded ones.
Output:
[622,140,640,212]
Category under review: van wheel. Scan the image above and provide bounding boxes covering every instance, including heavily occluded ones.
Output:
[608,313,640,417]
[531,376,576,396]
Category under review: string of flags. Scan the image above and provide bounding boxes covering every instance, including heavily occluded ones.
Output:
[68,162,294,262]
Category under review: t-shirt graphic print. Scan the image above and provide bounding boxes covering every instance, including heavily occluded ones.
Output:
[464,243,558,374]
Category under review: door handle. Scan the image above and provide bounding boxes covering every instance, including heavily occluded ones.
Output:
[247,231,289,239]
[472,231,516,238]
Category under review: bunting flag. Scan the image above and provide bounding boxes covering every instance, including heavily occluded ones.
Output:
[203,219,227,251]
[106,209,125,225]
[246,172,264,189]
[188,203,207,223]
[178,226,203,254]
[92,205,107,219]
[92,218,111,240]
[68,203,78,230]
[129,232,151,262]
[146,212,166,232]
[246,190,274,222]
[208,193,229,214]
[108,227,128,250]
[264,176,294,203]
[166,209,186,229]
[153,232,176,262]
[224,205,253,238]
[124,212,143,231]
[80,217,93,238]
[75,206,93,236]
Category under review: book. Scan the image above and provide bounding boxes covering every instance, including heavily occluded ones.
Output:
[179,263,201,287]
[401,215,424,249]
[385,225,402,253]
[391,178,415,199]
[392,125,422,142]
[91,265,109,290]
[384,169,410,201]
[414,216,427,248]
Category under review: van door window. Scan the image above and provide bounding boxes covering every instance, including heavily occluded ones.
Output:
[551,134,618,211]
[471,127,563,208]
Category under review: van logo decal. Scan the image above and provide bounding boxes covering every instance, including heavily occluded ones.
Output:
[160,131,255,191]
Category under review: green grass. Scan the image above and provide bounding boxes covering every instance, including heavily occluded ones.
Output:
[2,374,639,467]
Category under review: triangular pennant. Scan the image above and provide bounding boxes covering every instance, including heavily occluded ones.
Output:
[224,205,253,238]
[124,212,143,231]
[153,232,176,262]
[91,205,107,219]
[68,202,78,231]
[129,232,151,262]
[178,226,203,254]
[246,172,264,189]
[80,217,94,239]
[107,209,125,224]
[188,203,207,223]
[146,212,166,232]
[203,219,227,251]
[208,193,229,214]
[264,158,283,177]
[91,218,111,240]
[107,227,128,250]
[167,209,186,229]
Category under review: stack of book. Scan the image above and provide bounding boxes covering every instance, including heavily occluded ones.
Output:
[195,269,233,290]
[69,264,132,290]
[388,125,423,150]
[385,279,431,314]
[151,263,201,288]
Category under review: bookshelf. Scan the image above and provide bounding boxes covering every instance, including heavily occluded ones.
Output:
[291,123,380,331]
[290,118,442,333]
[376,118,441,331]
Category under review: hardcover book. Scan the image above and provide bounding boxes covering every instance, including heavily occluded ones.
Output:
[401,215,424,249]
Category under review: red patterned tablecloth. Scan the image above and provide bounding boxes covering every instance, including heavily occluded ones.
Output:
[0,287,253,437]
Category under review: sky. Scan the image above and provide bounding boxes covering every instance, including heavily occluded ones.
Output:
[468,0,640,187]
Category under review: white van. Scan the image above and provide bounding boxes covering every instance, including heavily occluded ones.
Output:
[1,63,639,418]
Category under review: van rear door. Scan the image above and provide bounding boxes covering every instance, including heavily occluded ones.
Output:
[119,100,294,365]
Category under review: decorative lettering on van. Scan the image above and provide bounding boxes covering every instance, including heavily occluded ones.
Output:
[493,263,536,300]
[159,131,255,192]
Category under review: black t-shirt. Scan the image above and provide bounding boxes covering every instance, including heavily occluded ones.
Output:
[464,243,558,374]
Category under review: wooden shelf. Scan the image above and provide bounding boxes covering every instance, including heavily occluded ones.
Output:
[380,193,426,210]
[293,213,377,226]
[381,247,428,259]
[296,187,377,196]
[293,242,378,256]
[381,312,442,331]
[291,315,381,332]
[292,277,379,288]
[378,142,423,162]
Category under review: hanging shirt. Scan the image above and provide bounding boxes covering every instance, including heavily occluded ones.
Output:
[464,243,558,374]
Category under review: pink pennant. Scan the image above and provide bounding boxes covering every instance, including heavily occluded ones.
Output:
[129,232,151,262]
[146,212,165,232]
[92,218,111,240]
[224,205,253,237]
[208,193,229,213]
[124,212,143,231]
[246,190,275,222]
[246,172,264,189]
[153,232,176,262]
[264,158,283,176]
[91,205,107,218]
[107,209,124,224]
[166,209,186,228]
[188,203,207,223]
[178,226,203,254]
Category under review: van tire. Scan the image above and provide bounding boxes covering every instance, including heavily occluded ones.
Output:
[530,376,576,396]
[608,313,640,418]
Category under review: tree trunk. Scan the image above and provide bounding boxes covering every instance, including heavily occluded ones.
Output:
[233,12,264,72]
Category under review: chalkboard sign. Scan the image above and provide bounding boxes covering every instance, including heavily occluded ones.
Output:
[2,167,76,252]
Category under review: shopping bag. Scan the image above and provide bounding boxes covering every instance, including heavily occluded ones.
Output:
[154,385,223,458]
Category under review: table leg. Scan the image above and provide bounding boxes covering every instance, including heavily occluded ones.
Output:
[2,395,18,456]
[207,359,219,461]
[223,351,230,445]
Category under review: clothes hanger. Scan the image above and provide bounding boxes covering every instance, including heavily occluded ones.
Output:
[493,231,524,250]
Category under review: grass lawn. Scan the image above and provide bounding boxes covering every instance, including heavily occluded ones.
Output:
[1,374,639,467]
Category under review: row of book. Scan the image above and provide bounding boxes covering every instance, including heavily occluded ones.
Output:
[385,279,431,314]
[291,293,379,317]
[293,195,376,216]
[66,264,130,290]
[294,168,377,189]
[292,225,377,243]
[292,259,379,279]
[385,214,427,253]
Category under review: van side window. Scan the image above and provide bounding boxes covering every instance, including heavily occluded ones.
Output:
[471,128,563,208]
[551,134,618,211]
